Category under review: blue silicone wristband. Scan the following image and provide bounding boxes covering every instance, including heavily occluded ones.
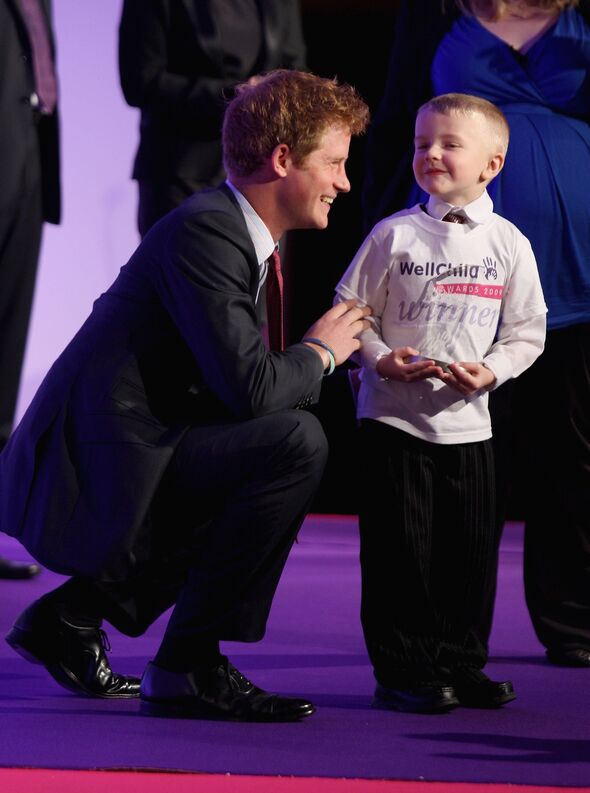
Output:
[302,337,336,376]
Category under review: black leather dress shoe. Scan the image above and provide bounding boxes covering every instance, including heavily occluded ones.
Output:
[5,599,140,698]
[453,667,515,708]
[140,657,315,721]
[373,682,459,714]
[0,556,41,580]
[546,647,590,667]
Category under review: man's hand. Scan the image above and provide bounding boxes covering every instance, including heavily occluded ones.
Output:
[302,299,372,368]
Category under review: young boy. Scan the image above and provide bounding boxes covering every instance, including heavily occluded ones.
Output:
[336,93,547,713]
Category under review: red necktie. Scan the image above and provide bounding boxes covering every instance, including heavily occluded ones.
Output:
[266,249,284,351]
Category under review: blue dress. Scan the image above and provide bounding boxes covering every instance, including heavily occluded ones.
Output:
[429,9,590,331]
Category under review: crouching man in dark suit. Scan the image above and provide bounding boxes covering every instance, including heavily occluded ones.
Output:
[1,69,370,721]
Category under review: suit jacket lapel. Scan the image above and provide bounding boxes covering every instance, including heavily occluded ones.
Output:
[218,182,260,291]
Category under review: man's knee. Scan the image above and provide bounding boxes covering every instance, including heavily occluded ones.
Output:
[268,410,328,476]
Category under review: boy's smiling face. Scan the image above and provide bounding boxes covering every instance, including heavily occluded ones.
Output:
[413,109,504,206]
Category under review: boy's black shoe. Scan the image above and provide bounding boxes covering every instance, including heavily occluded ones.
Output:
[373,682,459,714]
[453,666,515,708]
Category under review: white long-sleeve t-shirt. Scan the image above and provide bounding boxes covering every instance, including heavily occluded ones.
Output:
[336,198,547,444]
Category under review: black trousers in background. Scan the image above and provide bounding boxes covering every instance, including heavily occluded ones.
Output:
[492,323,590,653]
[49,410,328,668]
[0,153,43,448]
[358,419,495,687]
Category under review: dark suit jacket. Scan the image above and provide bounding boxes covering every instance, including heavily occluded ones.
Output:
[0,0,61,223]
[118,0,307,184]
[0,185,323,580]
[361,0,590,232]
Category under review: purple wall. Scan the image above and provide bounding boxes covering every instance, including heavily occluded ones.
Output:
[16,0,140,420]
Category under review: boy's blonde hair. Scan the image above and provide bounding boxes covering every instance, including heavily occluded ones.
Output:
[418,93,510,155]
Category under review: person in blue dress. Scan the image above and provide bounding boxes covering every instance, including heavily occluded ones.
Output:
[362,0,590,668]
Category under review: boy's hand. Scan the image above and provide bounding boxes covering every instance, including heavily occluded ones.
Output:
[376,347,445,382]
[439,362,497,395]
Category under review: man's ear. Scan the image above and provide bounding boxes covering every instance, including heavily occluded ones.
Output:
[271,143,291,177]
[483,152,504,181]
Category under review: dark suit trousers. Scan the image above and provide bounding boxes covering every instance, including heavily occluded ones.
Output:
[492,324,590,652]
[64,409,327,659]
[0,152,43,448]
[358,419,493,687]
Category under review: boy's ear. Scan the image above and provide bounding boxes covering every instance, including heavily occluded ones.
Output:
[483,152,504,181]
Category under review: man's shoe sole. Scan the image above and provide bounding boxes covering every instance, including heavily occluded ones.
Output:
[6,624,51,665]
[140,696,316,721]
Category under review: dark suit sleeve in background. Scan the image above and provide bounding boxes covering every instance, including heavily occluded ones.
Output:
[360,0,457,232]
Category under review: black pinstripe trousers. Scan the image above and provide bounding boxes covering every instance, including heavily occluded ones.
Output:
[358,419,495,687]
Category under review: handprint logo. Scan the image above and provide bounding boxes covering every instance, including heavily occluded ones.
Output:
[483,256,497,280]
